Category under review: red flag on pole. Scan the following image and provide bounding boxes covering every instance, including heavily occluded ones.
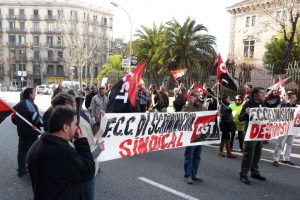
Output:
[106,62,146,113]
[0,98,15,124]
[217,54,237,91]
[171,69,187,81]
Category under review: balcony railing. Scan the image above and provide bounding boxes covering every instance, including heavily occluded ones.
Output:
[7,42,17,48]
[44,28,59,34]
[30,57,43,62]
[44,15,56,21]
[18,15,26,21]
[31,15,41,21]
[6,14,18,20]
[16,56,28,62]
[30,28,41,33]
[6,28,27,33]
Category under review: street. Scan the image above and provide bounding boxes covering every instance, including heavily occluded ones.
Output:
[0,92,300,200]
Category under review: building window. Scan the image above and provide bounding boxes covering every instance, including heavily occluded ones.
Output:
[20,22,25,30]
[47,65,54,75]
[109,18,113,27]
[0,64,4,73]
[47,36,53,46]
[276,10,287,22]
[18,63,26,71]
[47,22,53,31]
[58,51,63,59]
[57,10,63,19]
[19,35,26,45]
[33,22,39,30]
[48,50,54,60]
[18,50,26,60]
[9,35,16,44]
[34,50,40,59]
[9,9,14,16]
[9,21,15,30]
[246,16,256,27]
[57,65,64,75]
[47,10,53,18]
[251,16,256,26]
[244,40,255,58]
[34,9,39,16]
[33,36,39,45]
[33,64,40,75]
[20,9,25,17]
[0,22,2,29]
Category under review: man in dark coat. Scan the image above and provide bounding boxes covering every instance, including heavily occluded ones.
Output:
[14,87,43,177]
[239,87,267,185]
[27,106,95,200]
[85,85,97,110]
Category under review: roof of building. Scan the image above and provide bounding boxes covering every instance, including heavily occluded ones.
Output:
[227,0,268,10]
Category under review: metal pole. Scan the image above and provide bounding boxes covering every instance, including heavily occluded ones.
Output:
[111,2,132,68]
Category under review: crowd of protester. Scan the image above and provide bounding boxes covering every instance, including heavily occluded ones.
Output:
[10,80,299,199]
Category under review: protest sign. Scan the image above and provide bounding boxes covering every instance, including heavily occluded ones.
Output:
[96,111,220,162]
[245,107,300,141]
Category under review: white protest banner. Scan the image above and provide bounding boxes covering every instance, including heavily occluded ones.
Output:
[245,107,300,141]
[96,111,220,162]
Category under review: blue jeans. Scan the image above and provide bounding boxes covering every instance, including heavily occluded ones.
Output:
[184,146,202,177]
[84,177,95,200]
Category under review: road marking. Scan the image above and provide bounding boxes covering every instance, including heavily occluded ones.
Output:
[205,145,300,169]
[138,177,199,200]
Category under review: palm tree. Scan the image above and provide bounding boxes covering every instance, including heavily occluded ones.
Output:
[133,23,167,85]
[158,17,216,85]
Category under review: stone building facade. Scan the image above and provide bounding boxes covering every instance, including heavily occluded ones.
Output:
[0,0,113,89]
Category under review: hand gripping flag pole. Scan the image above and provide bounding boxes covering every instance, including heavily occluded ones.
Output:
[0,98,42,134]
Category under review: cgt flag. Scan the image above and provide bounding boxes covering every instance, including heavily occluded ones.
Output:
[106,62,146,113]
[171,69,187,81]
[0,98,15,124]
[217,54,237,91]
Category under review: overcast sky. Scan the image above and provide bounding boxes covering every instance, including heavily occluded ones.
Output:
[85,0,241,59]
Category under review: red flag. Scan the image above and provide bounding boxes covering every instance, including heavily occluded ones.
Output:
[191,84,208,95]
[171,69,187,81]
[217,54,237,91]
[0,98,15,124]
[106,62,146,113]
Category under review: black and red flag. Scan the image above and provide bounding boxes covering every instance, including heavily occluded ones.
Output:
[171,69,187,81]
[106,62,146,113]
[0,98,15,124]
[217,54,237,91]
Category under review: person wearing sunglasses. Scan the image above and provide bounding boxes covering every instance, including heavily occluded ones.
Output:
[229,95,245,152]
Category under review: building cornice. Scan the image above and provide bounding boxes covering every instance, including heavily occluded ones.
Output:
[0,0,113,17]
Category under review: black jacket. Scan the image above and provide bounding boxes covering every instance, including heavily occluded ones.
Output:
[173,94,186,112]
[26,134,95,200]
[85,92,97,109]
[238,98,266,132]
[220,102,235,132]
[14,99,43,138]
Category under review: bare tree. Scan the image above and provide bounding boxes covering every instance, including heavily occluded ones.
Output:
[55,13,108,90]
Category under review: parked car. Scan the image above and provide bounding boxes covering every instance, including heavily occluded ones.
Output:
[36,85,53,95]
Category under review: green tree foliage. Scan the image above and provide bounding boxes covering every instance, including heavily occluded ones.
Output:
[133,17,216,85]
[97,54,125,81]
[264,24,300,74]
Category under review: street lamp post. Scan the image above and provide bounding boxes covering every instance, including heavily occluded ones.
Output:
[110,2,132,68]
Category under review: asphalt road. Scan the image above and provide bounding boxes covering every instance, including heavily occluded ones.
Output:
[0,92,300,200]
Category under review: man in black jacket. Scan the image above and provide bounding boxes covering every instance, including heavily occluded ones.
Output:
[85,85,97,110]
[239,87,267,185]
[14,87,43,177]
[27,106,95,200]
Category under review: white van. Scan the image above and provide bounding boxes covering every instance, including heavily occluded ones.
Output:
[61,81,87,91]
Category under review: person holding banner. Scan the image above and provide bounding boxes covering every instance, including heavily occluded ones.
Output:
[183,89,206,184]
[14,87,43,177]
[219,94,236,158]
[239,87,267,185]
[273,91,297,167]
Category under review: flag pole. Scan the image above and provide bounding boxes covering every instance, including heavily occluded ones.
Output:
[15,112,43,134]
